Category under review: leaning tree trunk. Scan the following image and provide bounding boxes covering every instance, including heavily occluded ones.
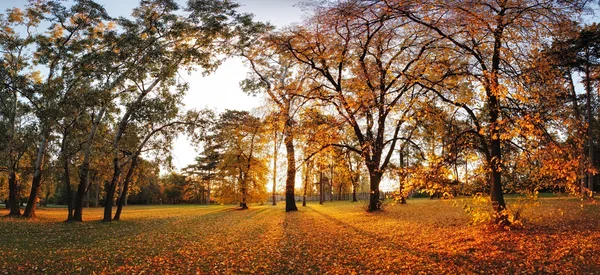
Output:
[114,155,139,220]
[284,115,298,212]
[104,160,121,222]
[60,130,74,220]
[7,170,21,216]
[24,134,49,218]
[74,108,105,221]
[105,85,156,222]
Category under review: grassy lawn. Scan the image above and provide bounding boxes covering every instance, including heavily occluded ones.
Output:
[1,197,599,274]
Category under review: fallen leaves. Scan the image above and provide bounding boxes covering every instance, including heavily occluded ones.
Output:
[0,198,599,274]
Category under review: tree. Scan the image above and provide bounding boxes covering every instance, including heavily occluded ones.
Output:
[282,1,428,211]
[97,0,247,222]
[20,0,112,218]
[239,29,314,211]
[113,110,209,220]
[206,110,268,208]
[550,23,600,198]
[387,0,588,223]
[0,2,46,216]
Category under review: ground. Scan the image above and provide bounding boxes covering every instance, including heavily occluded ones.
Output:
[1,197,599,274]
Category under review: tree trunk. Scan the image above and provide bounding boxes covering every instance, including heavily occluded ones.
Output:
[487,27,507,225]
[352,180,358,202]
[206,180,211,204]
[272,130,278,206]
[6,90,20,217]
[65,162,74,221]
[74,108,105,222]
[585,62,594,198]
[104,161,120,222]
[7,171,21,216]
[319,171,324,205]
[302,161,309,207]
[24,134,49,218]
[284,117,298,212]
[329,164,334,202]
[240,170,248,210]
[368,170,383,212]
[115,155,139,220]
[104,91,146,222]
[398,150,406,204]
[94,182,99,208]
[59,131,74,220]
[488,94,507,224]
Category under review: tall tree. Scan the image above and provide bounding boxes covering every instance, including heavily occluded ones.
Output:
[22,0,111,218]
[387,0,587,223]
[239,30,313,211]
[97,0,245,222]
[206,110,268,209]
[0,2,46,216]
[282,1,428,211]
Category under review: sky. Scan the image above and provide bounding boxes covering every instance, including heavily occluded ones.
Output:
[0,0,305,170]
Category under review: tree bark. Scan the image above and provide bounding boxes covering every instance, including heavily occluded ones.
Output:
[398,150,406,204]
[319,171,324,205]
[64,158,74,221]
[284,114,298,212]
[114,155,139,220]
[7,171,21,216]
[104,161,120,221]
[272,130,278,206]
[368,170,383,212]
[487,24,507,225]
[74,108,105,222]
[585,61,594,198]
[302,161,309,207]
[24,134,49,218]
[329,163,334,202]
[352,180,358,202]
[240,168,248,210]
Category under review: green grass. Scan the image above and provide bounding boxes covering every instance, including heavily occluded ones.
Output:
[1,197,599,274]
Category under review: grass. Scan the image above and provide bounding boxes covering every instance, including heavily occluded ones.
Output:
[1,197,599,274]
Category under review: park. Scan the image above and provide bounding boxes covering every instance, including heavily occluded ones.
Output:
[1,197,600,274]
[1,0,600,273]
